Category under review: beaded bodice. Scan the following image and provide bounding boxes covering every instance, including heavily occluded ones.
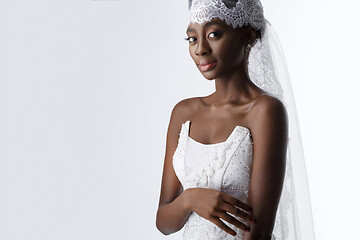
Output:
[172,120,262,239]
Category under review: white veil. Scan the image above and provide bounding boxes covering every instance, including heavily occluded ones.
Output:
[248,19,316,240]
[188,0,316,239]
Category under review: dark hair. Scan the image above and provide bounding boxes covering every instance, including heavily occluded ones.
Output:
[256,28,262,41]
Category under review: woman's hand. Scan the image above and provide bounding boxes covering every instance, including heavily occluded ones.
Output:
[184,188,256,236]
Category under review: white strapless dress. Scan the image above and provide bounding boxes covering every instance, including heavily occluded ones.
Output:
[172,120,276,240]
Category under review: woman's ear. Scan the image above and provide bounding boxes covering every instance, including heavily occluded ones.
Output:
[247,27,257,46]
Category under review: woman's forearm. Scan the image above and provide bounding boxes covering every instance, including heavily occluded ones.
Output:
[156,188,193,235]
[243,220,274,240]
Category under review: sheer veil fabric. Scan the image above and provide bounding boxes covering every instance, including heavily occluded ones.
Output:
[248,20,316,240]
[187,0,316,239]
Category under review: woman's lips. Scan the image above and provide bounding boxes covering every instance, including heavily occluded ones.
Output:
[198,61,217,72]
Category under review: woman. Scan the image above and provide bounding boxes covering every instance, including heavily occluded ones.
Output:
[156,0,315,239]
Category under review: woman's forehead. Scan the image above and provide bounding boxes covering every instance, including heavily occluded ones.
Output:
[188,18,228,27]
[186,18,231,33]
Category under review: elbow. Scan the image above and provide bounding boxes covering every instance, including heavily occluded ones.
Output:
[155,219,171,236]
[155,210,175,236]
[156,222,177,236]
[156,226,169,236]
[156,216,183,236]
[155,213,168,235]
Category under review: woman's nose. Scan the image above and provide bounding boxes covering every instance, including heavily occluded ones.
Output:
[195,38,210,56]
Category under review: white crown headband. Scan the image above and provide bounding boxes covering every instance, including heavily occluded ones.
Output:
[188,0,266,31]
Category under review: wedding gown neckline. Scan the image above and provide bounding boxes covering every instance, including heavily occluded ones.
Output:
[185,120,250,147]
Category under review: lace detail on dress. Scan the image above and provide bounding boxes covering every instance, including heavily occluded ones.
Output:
[172,120,259,239]
[181,121,252,191]
[172,120,290,239]
[188,0,266,30]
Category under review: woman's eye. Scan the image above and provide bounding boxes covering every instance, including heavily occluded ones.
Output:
[184,32,220,43]
[208,32,216,38]
[184,36,196,43]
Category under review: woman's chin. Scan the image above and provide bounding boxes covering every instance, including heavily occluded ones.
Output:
[203,76,215,81]
[204,72,223,80]
[199,70,219,80]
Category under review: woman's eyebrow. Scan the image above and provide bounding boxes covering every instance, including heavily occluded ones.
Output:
[186,21,222,34]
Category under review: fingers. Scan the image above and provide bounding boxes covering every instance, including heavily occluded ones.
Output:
[210,216,237,236]
[221,193,253,212]
[221,201,256,224]
[215,209,251,232]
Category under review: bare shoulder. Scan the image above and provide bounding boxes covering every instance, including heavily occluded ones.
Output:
[166,96,204,148]
[170,97,202,126]
[247,94,288,134]
[249,94,287,122]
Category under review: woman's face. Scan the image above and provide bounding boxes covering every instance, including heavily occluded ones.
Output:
[186,18,253,80]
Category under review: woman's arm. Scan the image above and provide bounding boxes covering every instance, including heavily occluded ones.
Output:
[156,100,193,235]
[244,96,289,240]
[156,189,193,235]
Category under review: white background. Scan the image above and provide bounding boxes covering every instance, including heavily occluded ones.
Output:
[0,0,359,239]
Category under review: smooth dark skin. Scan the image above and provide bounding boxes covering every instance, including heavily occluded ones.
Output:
[156,18,288,239]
